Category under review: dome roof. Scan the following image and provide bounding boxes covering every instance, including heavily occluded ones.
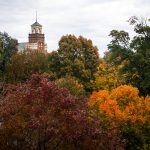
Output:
[31,21,42,27]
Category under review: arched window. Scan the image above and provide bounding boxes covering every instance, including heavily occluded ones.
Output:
[32,28,36,33]
[35,28,39,33]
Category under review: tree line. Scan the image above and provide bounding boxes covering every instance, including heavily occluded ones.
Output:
[0,16,150,150]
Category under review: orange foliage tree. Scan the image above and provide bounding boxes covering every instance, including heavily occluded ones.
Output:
[90,85,150,124]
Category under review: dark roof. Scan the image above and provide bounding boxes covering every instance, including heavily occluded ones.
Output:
[31,21,42,27]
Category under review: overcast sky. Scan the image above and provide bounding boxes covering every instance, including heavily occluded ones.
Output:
[0,0,150,56]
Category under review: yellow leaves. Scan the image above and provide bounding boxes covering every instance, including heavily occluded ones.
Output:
[118,64,123,69]
[92,61,126,91]
[98,63,105,71]
[89,85,150,124]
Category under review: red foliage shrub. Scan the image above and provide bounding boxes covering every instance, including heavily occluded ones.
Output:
[0,74,124,150]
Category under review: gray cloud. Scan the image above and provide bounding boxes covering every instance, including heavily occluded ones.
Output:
[0,0,150,56]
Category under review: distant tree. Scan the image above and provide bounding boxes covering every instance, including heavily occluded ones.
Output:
[0,32,18,77]
[47,51,61,79]
[107,16,150,95]
[5,51,49,83]
[48,35,100,93]
[106,30,131,65]
[125,16,150,95]
[0,74,124,150]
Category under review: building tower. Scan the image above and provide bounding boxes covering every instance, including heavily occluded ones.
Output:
[27,12,47,53]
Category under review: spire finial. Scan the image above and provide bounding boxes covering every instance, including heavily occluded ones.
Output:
[36,11,37,22]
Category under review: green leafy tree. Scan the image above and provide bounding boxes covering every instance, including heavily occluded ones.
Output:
[122,121,150,150]
[48,35,100,93]
[5,51,49,83]
[125,16,150,95]
[0,32,18,77]
[107,16,150,95]
[106,30,132,65]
